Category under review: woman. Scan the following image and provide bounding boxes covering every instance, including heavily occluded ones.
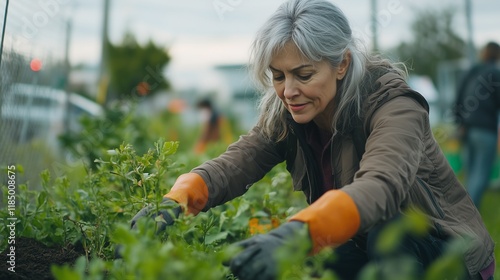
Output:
[132,0,495,279]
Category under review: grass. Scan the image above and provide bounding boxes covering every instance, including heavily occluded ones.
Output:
[479,186,500,279]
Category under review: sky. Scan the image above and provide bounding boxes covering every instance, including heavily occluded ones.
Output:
[2,0,499,92]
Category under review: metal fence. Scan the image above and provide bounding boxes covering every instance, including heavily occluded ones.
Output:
[0,0,90,188]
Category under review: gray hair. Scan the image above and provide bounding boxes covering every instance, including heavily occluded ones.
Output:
[251,0,399,141]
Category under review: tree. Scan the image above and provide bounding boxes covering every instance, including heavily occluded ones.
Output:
[394,7,465,84]
[107,32,171,100]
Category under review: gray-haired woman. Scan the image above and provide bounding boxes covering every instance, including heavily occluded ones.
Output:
[131,0,495,279]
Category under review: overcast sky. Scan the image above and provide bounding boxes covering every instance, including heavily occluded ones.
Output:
[2,0,499,91]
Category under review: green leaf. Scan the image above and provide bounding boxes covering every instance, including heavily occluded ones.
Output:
[112,224,137,245]
[376,223,404,254]
[154,215,167,224]
[252,210,269,218]
[87,258,107,277]
[13,164,24,174]
[404,210,429,236]
[40,169,51,187]
[161,141,179,156]
[424,254,464,280]
[205,231,229,245]
[51,264,83,280]
[37,191,48,209]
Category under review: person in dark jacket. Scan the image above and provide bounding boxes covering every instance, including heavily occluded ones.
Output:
[131,0,495,279]
[454,41,500,208]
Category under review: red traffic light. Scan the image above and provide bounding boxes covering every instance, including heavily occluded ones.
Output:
[30,59,42,72]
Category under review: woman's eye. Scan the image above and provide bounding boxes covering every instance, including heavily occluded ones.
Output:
[298,74,312,81]
[273,75,285,82]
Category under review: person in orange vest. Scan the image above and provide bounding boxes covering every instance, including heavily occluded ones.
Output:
[193,98,230,154]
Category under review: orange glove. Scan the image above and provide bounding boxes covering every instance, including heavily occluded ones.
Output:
[290,189,360,254]
[164,173,209,215]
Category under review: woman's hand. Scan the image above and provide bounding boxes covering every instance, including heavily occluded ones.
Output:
[226,221,311,280]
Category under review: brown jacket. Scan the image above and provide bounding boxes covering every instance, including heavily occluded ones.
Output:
[192,71,495,277]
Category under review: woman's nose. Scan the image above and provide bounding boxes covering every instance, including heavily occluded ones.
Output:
[283,79,299,99]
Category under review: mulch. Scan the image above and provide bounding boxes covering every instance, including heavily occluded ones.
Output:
[0,237,83,280]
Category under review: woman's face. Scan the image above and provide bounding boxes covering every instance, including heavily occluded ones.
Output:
[270,42,349,130]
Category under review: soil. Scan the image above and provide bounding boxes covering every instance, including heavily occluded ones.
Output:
[0,237,83,280]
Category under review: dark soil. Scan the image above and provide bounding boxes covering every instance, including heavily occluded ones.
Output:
[0,237,83,280]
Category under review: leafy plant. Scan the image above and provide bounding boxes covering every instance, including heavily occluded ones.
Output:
[0,136,477,279]
[59,103,156,171]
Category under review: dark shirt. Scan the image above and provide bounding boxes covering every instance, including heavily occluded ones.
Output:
[305,123,335,193]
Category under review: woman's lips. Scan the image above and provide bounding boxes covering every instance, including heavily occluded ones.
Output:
[288,103,307,112]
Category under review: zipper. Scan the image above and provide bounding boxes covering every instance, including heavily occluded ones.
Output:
[297,146,313,204]
[415,177,445,218]
[289,123,312,204]
[305,160,313,204]
[330,135,335,175]
[289,121,319,204]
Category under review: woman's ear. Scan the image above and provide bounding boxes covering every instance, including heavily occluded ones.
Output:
[336,50,351,80]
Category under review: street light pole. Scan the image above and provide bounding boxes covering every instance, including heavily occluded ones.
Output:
[0,0,10,70]
[97,0,110,105]
[370,0,379,53]
[63,18,72,134]
[464,0,475,64]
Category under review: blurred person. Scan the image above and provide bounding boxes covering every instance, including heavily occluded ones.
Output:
[130,1,495,279]
[165,98,188,141]
[454,41,500,208]
[194,98,232,154]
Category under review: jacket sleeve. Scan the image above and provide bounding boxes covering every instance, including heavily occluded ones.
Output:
[191,126,285,210]
[291,96,428,253]
[291,97,426,252]
[342,96,427,232]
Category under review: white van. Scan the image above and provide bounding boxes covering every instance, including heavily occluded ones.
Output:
[1,83,103,148]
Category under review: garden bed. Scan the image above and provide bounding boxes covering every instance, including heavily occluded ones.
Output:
[0,237,83,280]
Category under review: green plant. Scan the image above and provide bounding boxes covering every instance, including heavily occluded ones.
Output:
[1,138,180,260]
[59,103,158,171]
[1,137,484,279]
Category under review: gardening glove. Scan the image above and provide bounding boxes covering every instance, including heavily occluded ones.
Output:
[116,172,209,259]
[226,221,311,280]
[290,189,360,253]
[115,197,181,259]
[130,172,209,231]
[130,197,182,232]
[163,173,209,215]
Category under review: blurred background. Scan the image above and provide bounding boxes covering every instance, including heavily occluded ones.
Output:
[0,0,499,187]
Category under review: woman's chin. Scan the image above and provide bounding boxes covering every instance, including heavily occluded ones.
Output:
[291,115,312,124]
